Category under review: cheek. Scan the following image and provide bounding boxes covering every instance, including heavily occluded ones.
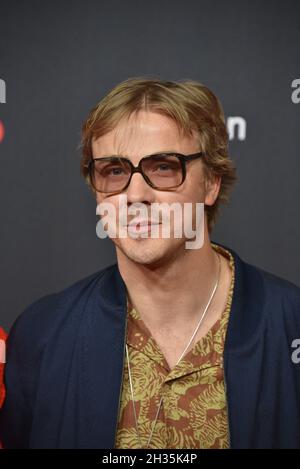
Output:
[180,168,207,200]
[181,184,206,204]
[96,193,119,206]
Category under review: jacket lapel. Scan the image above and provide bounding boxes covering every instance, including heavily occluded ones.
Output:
[219,242,266,447]
[78,264,128,448]
[77,242,266,448]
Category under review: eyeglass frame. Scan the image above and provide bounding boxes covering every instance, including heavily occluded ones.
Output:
[87,151,205,194]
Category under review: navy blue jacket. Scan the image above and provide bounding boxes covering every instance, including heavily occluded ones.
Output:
[1,242,300,448]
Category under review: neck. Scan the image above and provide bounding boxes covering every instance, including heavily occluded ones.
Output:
[116,228,223,330]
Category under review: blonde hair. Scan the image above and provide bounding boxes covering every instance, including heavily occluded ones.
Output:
[80,77,237,232]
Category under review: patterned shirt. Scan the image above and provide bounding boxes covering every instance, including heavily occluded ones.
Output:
[115,243,235,449]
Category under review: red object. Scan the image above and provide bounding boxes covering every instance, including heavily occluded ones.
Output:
[0,327,7,449]
[0,121,5,143]
[0,327,6,408]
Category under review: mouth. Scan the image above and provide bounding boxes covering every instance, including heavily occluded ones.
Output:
[127,220,160,228]
[126,220,161,234]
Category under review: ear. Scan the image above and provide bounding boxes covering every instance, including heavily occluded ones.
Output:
[204,174,221,206]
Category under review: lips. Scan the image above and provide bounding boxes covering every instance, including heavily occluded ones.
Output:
[127,220,160,227]
[125,219,161,235]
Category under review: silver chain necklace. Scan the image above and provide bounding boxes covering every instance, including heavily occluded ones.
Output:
[125,252,221,449]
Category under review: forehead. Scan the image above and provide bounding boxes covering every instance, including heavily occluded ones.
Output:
[91,110,199,158]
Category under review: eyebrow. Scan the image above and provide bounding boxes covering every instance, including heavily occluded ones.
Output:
[95,150,180,158]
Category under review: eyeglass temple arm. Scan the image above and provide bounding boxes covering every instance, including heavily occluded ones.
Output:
[183,152,205,161]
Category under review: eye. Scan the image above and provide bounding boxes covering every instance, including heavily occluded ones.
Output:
[161,163,173,170]
[108,166,125,176]
[95,162,127,177]
[150,159,180,173]
[155,163,172,171]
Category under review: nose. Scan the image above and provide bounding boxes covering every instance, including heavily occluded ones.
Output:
[125,171,156,205]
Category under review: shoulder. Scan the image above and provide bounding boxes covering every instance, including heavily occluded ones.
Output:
[217,241,300,331]
[238,252,300,330]
[258,266,300,305]
[6,264,118,354]
[241,256,300,311]
[219,240,300,308]
[216,241,300,299]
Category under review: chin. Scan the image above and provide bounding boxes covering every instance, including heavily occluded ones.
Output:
[115,237,183,266]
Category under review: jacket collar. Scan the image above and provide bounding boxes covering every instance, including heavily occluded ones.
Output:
[99,240,266,353]
[84,240,265,448]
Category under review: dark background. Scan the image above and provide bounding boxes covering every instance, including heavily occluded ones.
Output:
[0,0,299,331]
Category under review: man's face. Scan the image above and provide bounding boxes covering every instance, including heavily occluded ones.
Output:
[91,110,220,266]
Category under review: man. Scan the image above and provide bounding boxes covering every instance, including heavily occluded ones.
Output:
[0,78,300,449]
